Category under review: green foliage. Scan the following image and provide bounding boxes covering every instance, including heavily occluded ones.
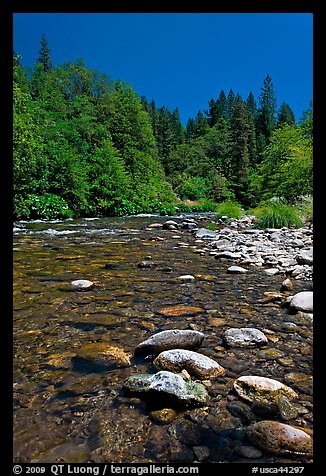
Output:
[215,200,244,219]
[13,44,312,220]
[253,124,312,203]
[293,195,313,224]
[252,203,303,229]
[14,194,73,220]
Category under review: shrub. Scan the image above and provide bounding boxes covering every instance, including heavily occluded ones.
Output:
[293,195,313,224]
[252,203,303,229]
[15,194,73,220]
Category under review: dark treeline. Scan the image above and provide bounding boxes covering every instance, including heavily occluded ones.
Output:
[13,36,313,219]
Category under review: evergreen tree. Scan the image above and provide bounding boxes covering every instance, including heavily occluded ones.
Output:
[226,89,236,121]
[37,34,53,73]
[246,91,257,120]
[256,74,277,139]
[277,101,296,127]
[229,95,256,205]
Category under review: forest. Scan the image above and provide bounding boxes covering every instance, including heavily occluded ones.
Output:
[13,36,313,223]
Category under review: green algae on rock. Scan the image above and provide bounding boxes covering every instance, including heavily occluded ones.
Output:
[123,371,209,405]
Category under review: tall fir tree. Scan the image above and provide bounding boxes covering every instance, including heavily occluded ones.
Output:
[37,34,53,73]
[277,101,296,127]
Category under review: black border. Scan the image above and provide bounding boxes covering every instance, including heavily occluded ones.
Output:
[2,2,322,473]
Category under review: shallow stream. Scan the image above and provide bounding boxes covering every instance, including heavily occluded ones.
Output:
[13,215,313,463]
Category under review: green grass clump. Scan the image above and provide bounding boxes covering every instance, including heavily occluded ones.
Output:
[215,200,243,219]
[252,204,303,229]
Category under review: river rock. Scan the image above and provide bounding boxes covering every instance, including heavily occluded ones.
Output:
[76,343,131,367]
[223,328,268,348]
[296,247,313,265]
[157,305,204,317]
[227,265,247,274]
[195,228,216,239]
[177,275,196,282]
[71,279,94,290]
[247,420,313,456]
[149,408,178,424]
[153,349,226,379]
[163,220,179,230]
[233,376,298,405]
[280,278,293,291]
[137,260,156,268]
[135,329,205,355]
[289,291,313,313]
[123,371,208,405]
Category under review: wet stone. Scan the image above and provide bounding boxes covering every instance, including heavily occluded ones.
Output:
[153,349,226,379]
[156,305,204,317]
[123,371,209,405]
[289,291,313,313]
[135,329,205,355]
[278,395,299,421]
[70,279,94,290]
[234,375,298,405]
[256,348,284,360]
[247,420,313,456]
[150,408,178,424]
[223,328,268,348]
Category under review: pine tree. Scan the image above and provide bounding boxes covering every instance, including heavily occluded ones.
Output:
[37,34,53,73]
[277,102,296,127]
[226,89,235,121]
[256,74,277,139]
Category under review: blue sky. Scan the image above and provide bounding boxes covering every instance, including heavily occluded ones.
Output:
[13,13,313,125]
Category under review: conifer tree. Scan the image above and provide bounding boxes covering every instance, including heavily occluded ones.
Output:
[37,34,53,73]
[277,101,296,127]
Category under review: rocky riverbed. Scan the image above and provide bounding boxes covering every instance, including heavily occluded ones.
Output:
[13,213,313,463]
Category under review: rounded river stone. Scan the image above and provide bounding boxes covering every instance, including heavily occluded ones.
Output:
[153,349,226,379]
[135,329,205,355]
[234,375,298,405]
[123,371,208,405]
[247,420,313,456]
[223,328,268,347]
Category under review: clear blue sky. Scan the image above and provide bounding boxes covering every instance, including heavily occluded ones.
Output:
[13,13,313,125]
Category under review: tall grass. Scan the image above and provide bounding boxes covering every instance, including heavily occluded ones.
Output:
[252,203,304,229]
[215,201,244,219]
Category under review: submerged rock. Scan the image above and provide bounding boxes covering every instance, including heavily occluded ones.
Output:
[223,328,268,348]
[123,371,209,405]
[247,420,313,456]
[280,277,293,291]
[75,343,131,367]
[233,375,298,405]
[289,291,313,313]
[153,349,226,379]
[135,329,205,355]
[157,305,204,317]
[150,408,178,424]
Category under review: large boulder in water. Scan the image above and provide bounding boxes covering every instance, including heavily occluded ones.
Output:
[289,291,313,313]
[247,420,313,456]
[153,349,226,379]
[135,329,205,356]
[123,371,208,405]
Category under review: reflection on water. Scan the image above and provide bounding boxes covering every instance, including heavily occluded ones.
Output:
[13,215,313,463]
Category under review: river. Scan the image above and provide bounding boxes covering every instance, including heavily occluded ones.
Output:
[13,214,313,463]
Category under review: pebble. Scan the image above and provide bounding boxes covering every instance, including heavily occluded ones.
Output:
[71,279,94,290]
